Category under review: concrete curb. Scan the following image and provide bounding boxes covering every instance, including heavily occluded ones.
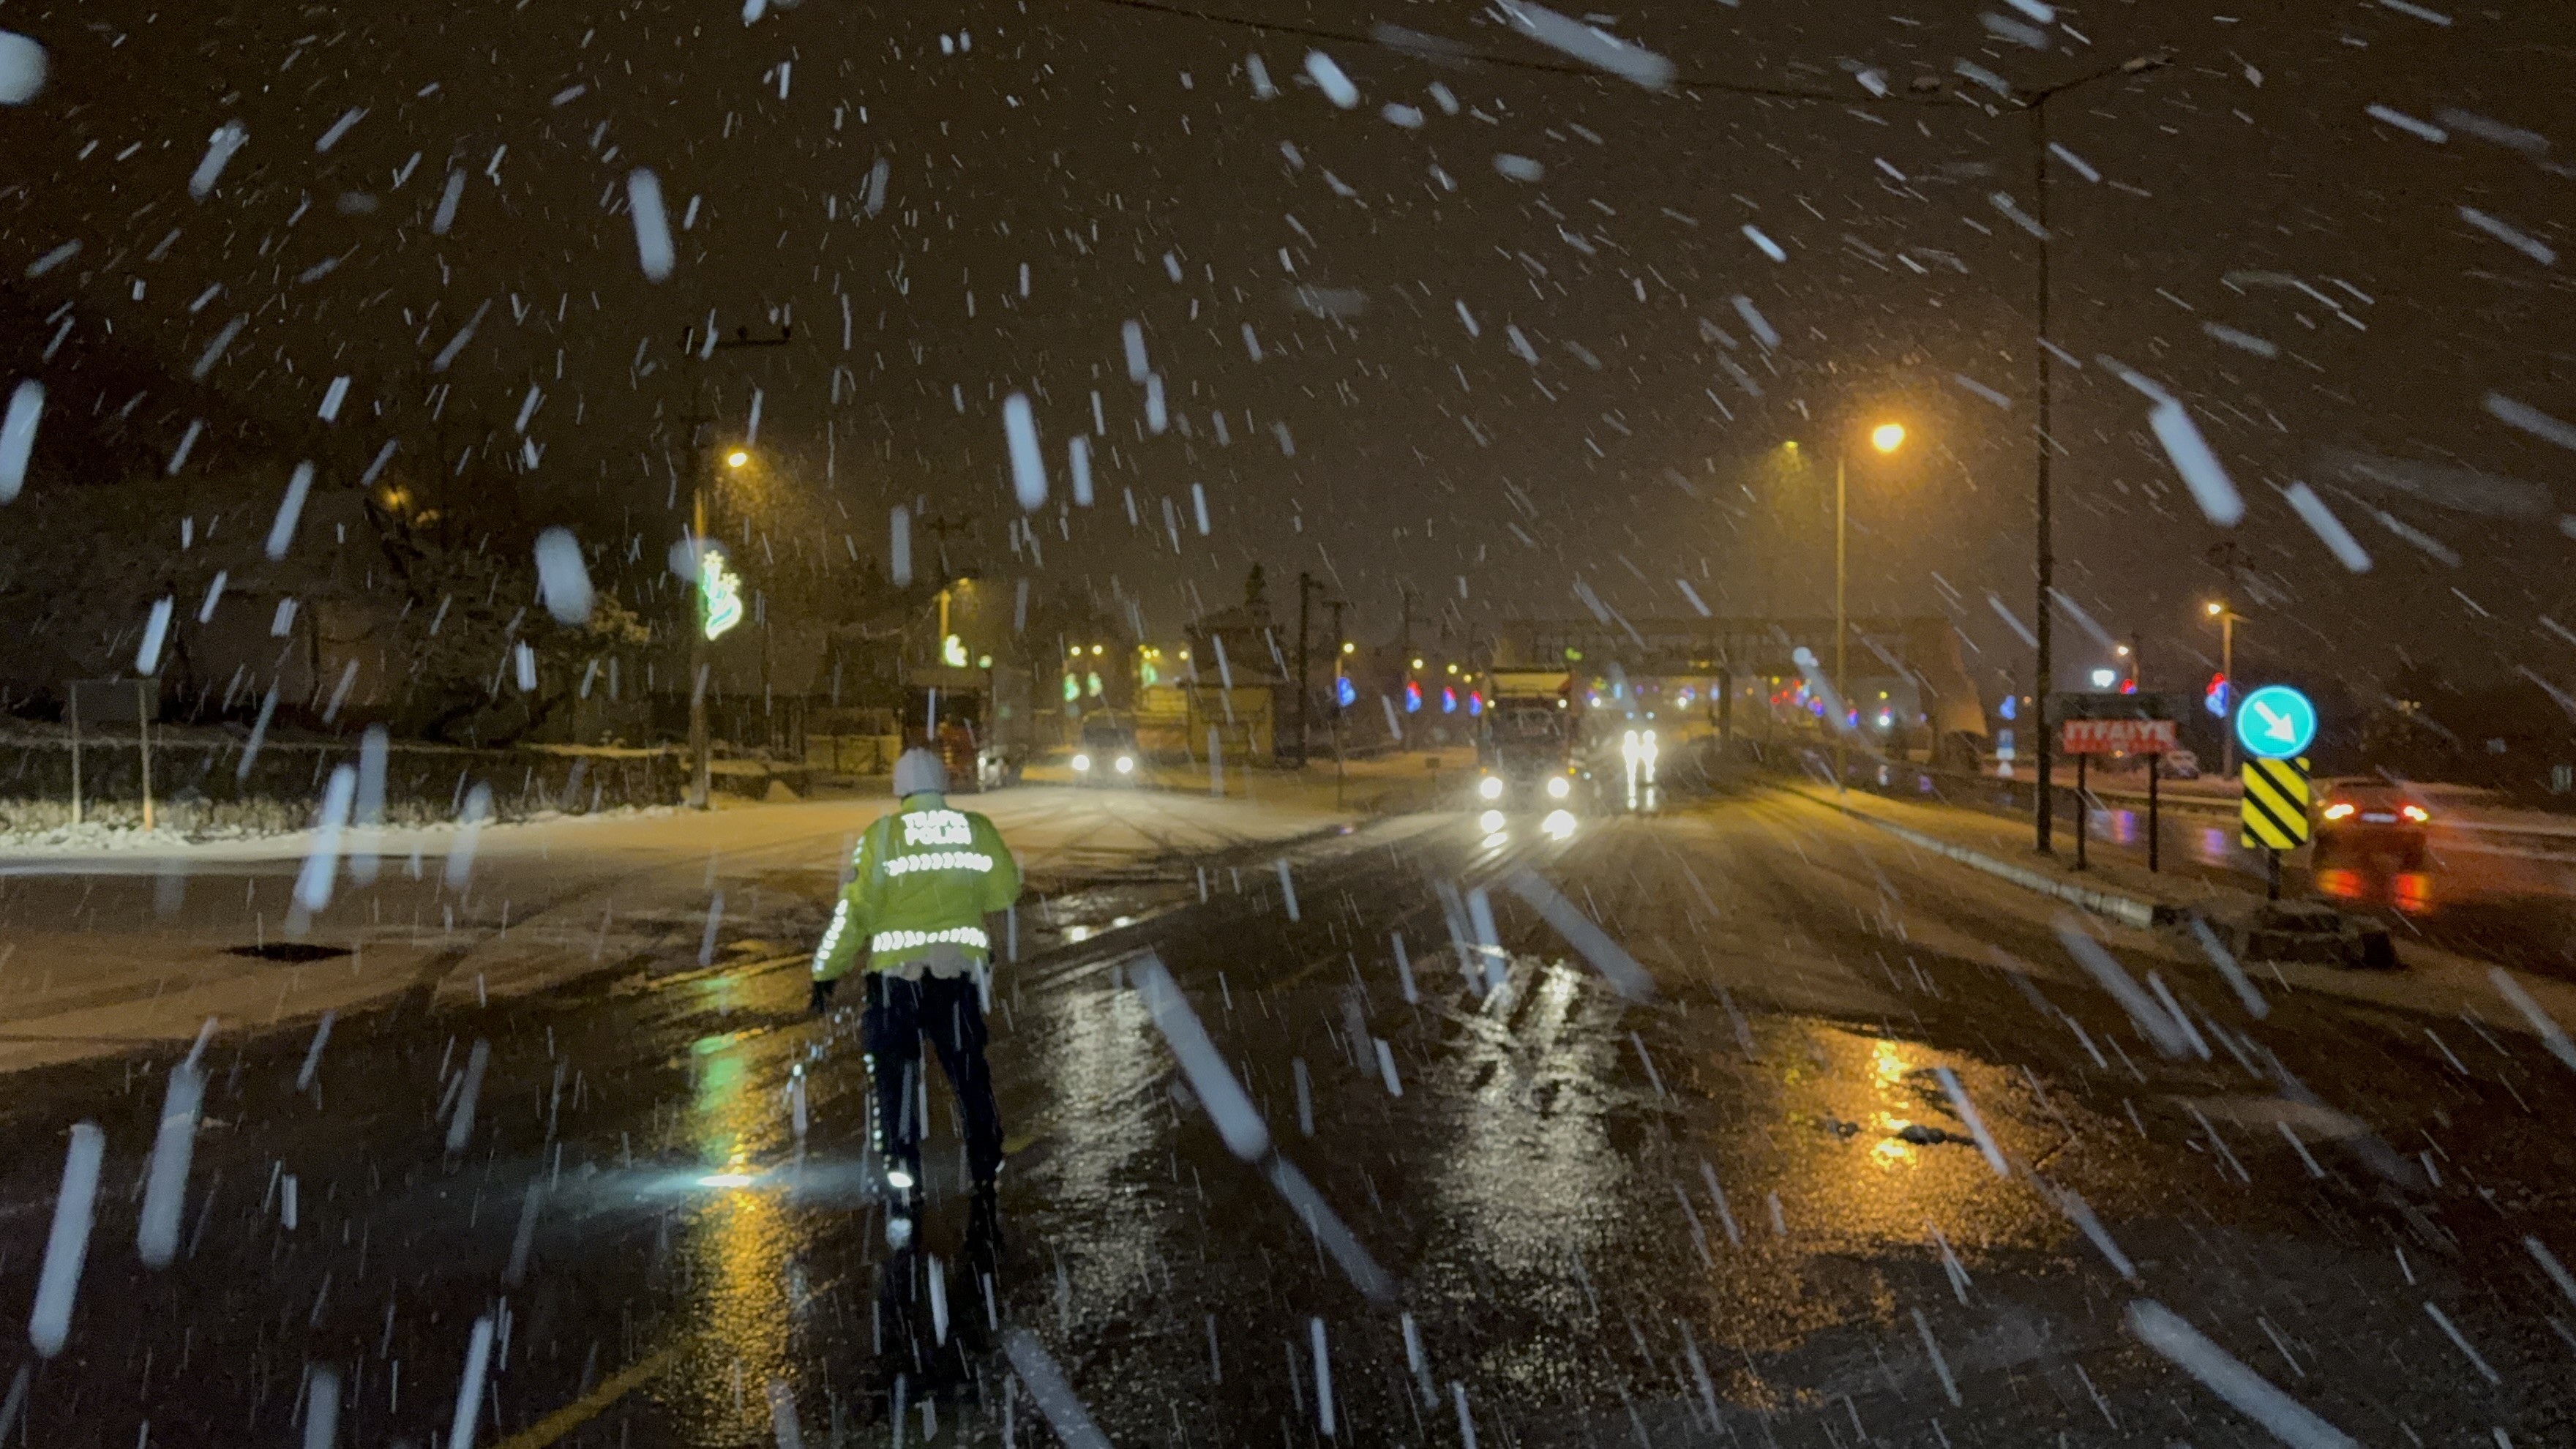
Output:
[1865,816,2174,930]
[1783,784,2177,931]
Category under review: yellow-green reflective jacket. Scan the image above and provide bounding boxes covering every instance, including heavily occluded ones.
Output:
[811,794,1022,982]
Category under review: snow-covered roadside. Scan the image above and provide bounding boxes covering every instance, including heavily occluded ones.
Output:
[0,802,686,871]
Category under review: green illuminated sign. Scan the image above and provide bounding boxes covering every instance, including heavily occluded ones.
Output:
[699,550,744,640]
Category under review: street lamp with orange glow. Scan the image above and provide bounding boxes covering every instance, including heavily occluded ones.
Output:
[2204,599,2246,776]
[1835,419,1911,786]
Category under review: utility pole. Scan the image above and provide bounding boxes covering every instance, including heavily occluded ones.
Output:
[1328,598,1347,806]
[2205,541,2245,781]
[2031,83,2056,853]
[1396,585,1416,752]
[1835,448,1849,791]
[679,323,793,809]
[917,512,977,583]
[2212,604,2243,779]
[2025,52,2169,855]
[1294,572,1325,768]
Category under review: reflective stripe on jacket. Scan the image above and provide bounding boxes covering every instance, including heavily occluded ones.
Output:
[812,793,1022,982]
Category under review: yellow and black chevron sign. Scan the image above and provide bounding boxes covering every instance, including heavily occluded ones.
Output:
[2240,757,2311,850]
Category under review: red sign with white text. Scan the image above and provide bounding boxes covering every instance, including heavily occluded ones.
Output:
[2061,718,2178,755]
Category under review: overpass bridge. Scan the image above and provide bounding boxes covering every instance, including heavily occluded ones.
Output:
[1488,615,1991,761]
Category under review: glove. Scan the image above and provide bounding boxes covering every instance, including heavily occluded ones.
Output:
[807,977,839,1016]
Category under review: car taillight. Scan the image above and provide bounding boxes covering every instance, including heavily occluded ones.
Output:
[2402,804,2429,823]
[2322,802,2355,820]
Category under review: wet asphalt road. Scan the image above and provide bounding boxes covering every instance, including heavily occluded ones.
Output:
[1,776,2573,1448]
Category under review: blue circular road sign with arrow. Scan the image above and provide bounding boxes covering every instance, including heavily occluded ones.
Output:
[2234,684,2317,760]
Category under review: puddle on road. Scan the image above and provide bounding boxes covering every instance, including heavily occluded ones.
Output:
[1409,979,2166,1403]
[1684,1018,2179,1379]
[1025,881,1189,954]
[1752,1026,2071,1253]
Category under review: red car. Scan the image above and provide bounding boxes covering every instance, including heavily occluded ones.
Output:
[2314,780,2430,871]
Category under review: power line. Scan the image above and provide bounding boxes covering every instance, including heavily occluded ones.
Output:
[1074,0,1975,106]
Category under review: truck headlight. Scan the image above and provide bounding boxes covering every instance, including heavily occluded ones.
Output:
[1071,753,1092,772]
[1478,775,1505,800]
[1115,755,1135,774]
[1546,775,1571,799]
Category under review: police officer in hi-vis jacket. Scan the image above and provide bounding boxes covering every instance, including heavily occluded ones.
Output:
[810,747,1022,1249]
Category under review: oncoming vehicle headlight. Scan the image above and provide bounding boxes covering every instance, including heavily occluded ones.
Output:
[1071,753,1093,773]
[1478,774,1505,800]
[1546,774,1572,799]
[1115,755,1136,774]
[1478,809,1507,834]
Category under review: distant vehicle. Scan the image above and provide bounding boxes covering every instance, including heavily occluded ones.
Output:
[905,663,1033,792]
[1070,716,1139,785]
[2158,749,2200,780]
[1477,671,1581,808]
[2315,779,2430,870]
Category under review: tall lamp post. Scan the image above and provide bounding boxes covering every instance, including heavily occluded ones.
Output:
[686,446,756,809]
[1835,420,1910,789]
[678,323,794,809]
[2023,53,2171,853]
[2205,600,2244,777]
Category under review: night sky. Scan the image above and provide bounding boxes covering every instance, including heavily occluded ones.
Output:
[3,0,2572,697]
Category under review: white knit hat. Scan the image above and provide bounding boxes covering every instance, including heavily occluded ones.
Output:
[894,747,950,798]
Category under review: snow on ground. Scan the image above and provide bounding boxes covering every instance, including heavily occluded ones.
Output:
[0,785,1365,1071]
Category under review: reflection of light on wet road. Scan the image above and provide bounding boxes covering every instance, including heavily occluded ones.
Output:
[1426,962,1615,1278]
[1684,1022,2162,1367]
[1540,809,1577,841]
[1060,914,1138,946]
[680,1189,795,1436]
[1033,981,1169,1307]
[1866,1038,1922,1166]
[2315,866,2435,915]
[2097,807,2139,846]
[1479,809,1507,834]
[690,1033,753,1169]
[670,1032,797,1442]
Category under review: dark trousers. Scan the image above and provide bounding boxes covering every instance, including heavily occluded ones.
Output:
[863,972,1003,1189]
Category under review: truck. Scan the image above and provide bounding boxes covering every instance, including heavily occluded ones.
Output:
[1475,670,1583,809]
